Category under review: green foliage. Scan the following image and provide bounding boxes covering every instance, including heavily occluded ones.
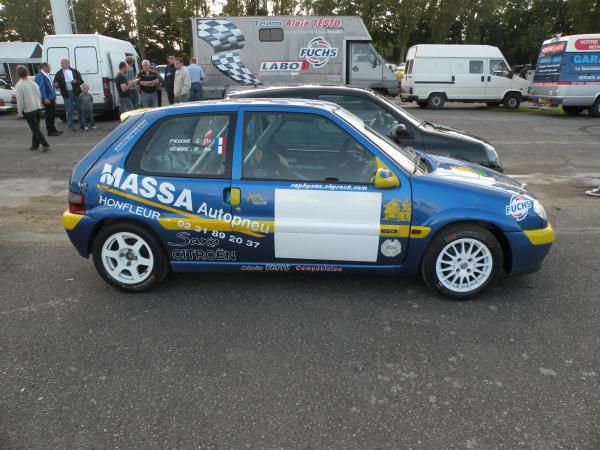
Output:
[1,0,598,65]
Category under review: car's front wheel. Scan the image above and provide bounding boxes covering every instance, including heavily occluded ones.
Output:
[92,222,168,292]
[421,224,503,300]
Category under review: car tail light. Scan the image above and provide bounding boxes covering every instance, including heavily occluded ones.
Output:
[0,99,4,106]
[11,94,16,104]
[68,191,85,215]
[102,77,111,97]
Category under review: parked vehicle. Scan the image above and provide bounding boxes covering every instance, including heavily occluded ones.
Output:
[229,85,503,171]
[528,34,600,117]
[191,16,398,99]
[0,78,16,112]
[62,99,553,299]
[42,34,141,117]
[401,44,530,109]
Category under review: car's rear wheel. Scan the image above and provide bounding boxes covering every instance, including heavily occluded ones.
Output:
[562,106,585,116]
[503,93,521,110]
[421,224,503,300]
[590,98,600,118]
[427,93,445,109]
[92,222,168,292]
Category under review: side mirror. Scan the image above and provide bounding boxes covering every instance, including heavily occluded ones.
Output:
[374,167,400,189]
[508,71,514,79]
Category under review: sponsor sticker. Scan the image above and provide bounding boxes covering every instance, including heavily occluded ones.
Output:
[505,195,533,221]
[575,39,600,51]
[383,199,411,222]
[380,239,402,257]
[299,37,338,68]
[260,61,303,72]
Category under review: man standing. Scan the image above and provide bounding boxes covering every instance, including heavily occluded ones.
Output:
[187,57,205,101]
[15,66,50,152]
[137,60,160,108]
[125,56,139,108]
[34,62,61,136]
[174,57,191,103]
[164,54,176,105]
[115,62,136,112]
[53,58,84,131]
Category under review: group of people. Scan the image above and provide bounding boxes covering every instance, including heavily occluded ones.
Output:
[114,54,205,112]
[15,58,97,152]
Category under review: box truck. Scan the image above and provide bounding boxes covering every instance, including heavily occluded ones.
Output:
[190,16,398,98]
[43,34,140,116]
[401,44,529,109]
[528,34,600,117]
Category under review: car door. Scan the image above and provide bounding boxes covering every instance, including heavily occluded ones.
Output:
[316,93,424,151]
[486,59,513,101]
[120,111,238,264]
[348,42,383,88]
[230,107,412,266]
[451,59,486,100]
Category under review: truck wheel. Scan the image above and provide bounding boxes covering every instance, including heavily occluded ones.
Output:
[92,222,169,292]
[427,93,445,109]
[503,93,521,110]
[417,101,428,108]
[421,224,504,300]
[590,98,600,118]
[562,106,584,116]
[486,102,500,107]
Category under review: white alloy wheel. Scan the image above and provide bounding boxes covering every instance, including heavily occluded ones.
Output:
[435,238,493,293]
[101,232,154,285]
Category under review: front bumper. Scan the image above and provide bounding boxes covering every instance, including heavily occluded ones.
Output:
[506,222,555,275]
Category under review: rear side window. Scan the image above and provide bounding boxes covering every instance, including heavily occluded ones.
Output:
[47,47,69,75]
[75,47,99,74]
[469,60,483,74]
[318,94,398,135]
[127,113,234,178]
[259,28,283,42]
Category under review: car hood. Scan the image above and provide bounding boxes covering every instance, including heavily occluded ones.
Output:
[421,121,490,145]
[423,154,531,197]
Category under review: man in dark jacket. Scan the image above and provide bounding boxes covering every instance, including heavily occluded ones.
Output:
[53,58,84,131]
[164,54,176,105]
[34,62,61,136]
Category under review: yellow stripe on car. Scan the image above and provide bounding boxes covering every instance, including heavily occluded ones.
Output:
[523,222,555,245]
[62,210,83,230]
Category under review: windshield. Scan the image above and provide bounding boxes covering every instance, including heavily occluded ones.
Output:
[334,107,424,174]
[371,91,422,127]
[533,41,566,84]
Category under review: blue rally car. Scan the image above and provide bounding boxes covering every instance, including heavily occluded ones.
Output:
[62,99,554,299]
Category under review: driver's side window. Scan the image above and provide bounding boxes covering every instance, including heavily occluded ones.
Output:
[490,59,510,78]
[242,111,377,184]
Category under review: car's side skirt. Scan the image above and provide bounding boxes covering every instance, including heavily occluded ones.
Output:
[171,261,403,275]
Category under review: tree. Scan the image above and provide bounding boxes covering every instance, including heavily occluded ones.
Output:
[0,0,53,42]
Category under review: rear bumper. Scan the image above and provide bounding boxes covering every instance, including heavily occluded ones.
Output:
[62,210,96,257]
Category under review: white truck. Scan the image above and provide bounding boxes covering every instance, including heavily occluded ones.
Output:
[43,34,140,117]
[528,34,600,117]
[401,44,529,109]
[190,16,398,98]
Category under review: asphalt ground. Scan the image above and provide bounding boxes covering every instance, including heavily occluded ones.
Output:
[0,103,599,449]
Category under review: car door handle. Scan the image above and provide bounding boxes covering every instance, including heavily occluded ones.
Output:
[487,76,491,82]
[352,66,359,72]
[224,188,241,206]
[481,76,484,82]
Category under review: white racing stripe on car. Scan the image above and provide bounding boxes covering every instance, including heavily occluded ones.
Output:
[274,189,382,262]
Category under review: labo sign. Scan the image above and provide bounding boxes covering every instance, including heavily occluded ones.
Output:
[575,39,600,51]
[260,61,302,72]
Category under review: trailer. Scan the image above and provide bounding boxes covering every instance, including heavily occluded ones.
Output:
[191,16,398,98]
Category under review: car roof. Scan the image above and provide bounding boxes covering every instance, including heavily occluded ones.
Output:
[229,85,375,97]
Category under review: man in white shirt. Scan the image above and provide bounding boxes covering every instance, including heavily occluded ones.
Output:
[15,66,50,152]
[174,57,191,103]
[53,58,84,131]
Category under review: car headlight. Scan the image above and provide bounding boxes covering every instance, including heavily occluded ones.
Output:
[533,199,548,221]
[483,143,498,162]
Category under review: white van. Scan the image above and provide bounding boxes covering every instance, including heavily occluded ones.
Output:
[191,16,398,98]
[401,44,530,109]
[529,34,600,117]
[42,34,140,116]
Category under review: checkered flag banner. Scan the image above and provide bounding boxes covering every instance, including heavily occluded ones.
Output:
[197,19,262,86]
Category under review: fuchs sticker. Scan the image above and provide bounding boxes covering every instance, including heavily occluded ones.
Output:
[505,195,533,221]
[299,37,338,68]
[380,239,402,257]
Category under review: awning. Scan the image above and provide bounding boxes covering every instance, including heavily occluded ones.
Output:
[0,42,43,64]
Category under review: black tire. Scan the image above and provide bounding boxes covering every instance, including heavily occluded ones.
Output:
[417,101,428,108]
[503,93,521,110]
[421,224,504,300]
[427,93,445,109]
[486,102,500,107]
[562,106,584,116]
[590,98,600,118]
[92,222,169,292]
